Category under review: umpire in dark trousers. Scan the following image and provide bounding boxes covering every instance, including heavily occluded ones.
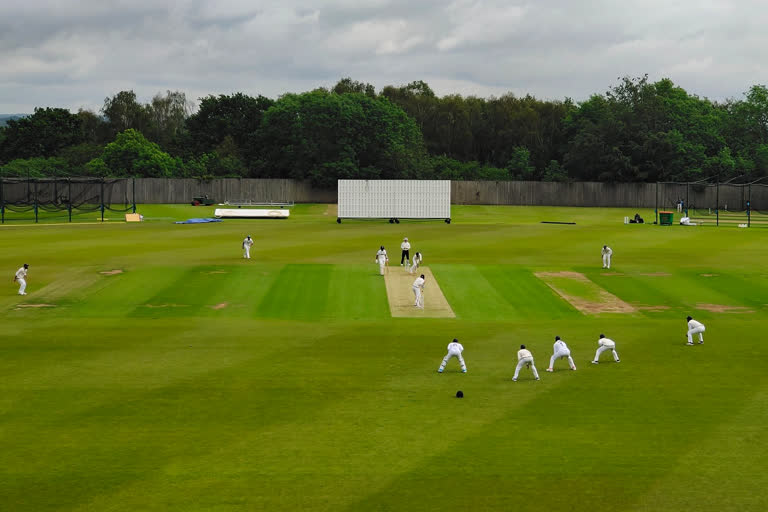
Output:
[400,237,411,266]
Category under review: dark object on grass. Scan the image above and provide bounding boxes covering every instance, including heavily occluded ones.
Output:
[629,213,645,224]
[541,221,576,225]
[456,390,464,398]
[191,195,215,206]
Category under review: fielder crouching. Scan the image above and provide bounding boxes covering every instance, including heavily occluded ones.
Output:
[513,344,540,381]
[438,338,467,373]
[546,335,576,372]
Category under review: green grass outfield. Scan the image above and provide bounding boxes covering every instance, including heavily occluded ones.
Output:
[1,204,767,511]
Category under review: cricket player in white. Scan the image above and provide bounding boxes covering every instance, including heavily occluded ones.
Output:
[513,344,540,381]
[546,336,576,372]
[409,252,422,274]
[592,334,620,363]
[601,245,613,269]
[14,263,29,295]
[242,235,254,259]
[375,246,388,275]
[686,316,706,345]
[438,338,467,373]
[413,274,425,307]
[400,237,411,266]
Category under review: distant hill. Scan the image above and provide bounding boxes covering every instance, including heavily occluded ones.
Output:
[0,114,27,127]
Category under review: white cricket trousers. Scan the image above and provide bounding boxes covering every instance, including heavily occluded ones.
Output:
[593,346,619,362]
[413,286,422,307]
[17,278,27,295]
[409,261,419,274]
[378,258,386,275]
[549,350,575,370]
[602,254,611,268]
[243,246,251,259]
[687,326,705,343]
[514,356,539,380]
[439,350,466,372]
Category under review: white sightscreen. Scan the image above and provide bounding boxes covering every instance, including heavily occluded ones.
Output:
[337,180,451,219]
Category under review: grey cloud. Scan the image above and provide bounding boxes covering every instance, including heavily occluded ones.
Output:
[2,0,768,112]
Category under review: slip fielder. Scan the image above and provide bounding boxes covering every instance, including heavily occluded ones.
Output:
[513,344,540,381]
[546,336,576,372]
[438,338,467,373]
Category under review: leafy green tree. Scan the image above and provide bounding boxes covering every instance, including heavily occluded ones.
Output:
[257,90,426,186]
[0,108,84,163]
[332,77,376,97]
[0,157,69,177]
[101,91,152,138]
[90,129,181,177]
[186,93,274,166]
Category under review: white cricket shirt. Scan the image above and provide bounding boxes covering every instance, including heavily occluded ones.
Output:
[598,338,616,348]
[554,340,569,352]
[602,247,613,256]
[688,319,705,330]
[15,267,27,280]
[413,276,425,288]
[517,349,533,360]
[447,342,464,353]
[401,241,411,250]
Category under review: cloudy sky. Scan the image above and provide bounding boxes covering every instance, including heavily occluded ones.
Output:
[1,0,767,113]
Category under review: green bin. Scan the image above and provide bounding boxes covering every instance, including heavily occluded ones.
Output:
[659,211,674,225]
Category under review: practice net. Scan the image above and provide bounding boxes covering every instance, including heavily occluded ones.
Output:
[1,177,135,223]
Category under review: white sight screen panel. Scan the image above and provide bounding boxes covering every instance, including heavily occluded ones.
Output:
[338,180,451,219]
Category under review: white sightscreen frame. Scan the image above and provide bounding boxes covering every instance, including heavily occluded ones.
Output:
[337,180,451,220]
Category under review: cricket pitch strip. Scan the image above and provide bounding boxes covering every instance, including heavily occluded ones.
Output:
[384,266,456,318]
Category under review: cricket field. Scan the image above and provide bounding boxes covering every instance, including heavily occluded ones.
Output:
[1,204,767,511]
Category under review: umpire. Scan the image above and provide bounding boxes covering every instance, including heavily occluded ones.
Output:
[400,237,411,266]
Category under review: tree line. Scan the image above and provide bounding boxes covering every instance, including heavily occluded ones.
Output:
[2,76,768,185]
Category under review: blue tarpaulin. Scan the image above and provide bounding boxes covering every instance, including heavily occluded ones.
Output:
[174,218,223,224]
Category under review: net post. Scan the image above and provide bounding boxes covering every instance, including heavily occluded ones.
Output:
[68,178,72,222]
[100,179,105,222]
[685,181,689,217]
[748,183,751,228]
[654,182,658,224]
[132,178,136,213]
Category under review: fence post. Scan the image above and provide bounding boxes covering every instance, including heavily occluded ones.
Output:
[0,178,4,224]
[132,178,136,213]
[34,179,38,223]
[655,182,659,224]
[100,179,105,222]
[685,182,689,216]
[716,178,719,227]
[68,178,72,222]
[748,184,751,228]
